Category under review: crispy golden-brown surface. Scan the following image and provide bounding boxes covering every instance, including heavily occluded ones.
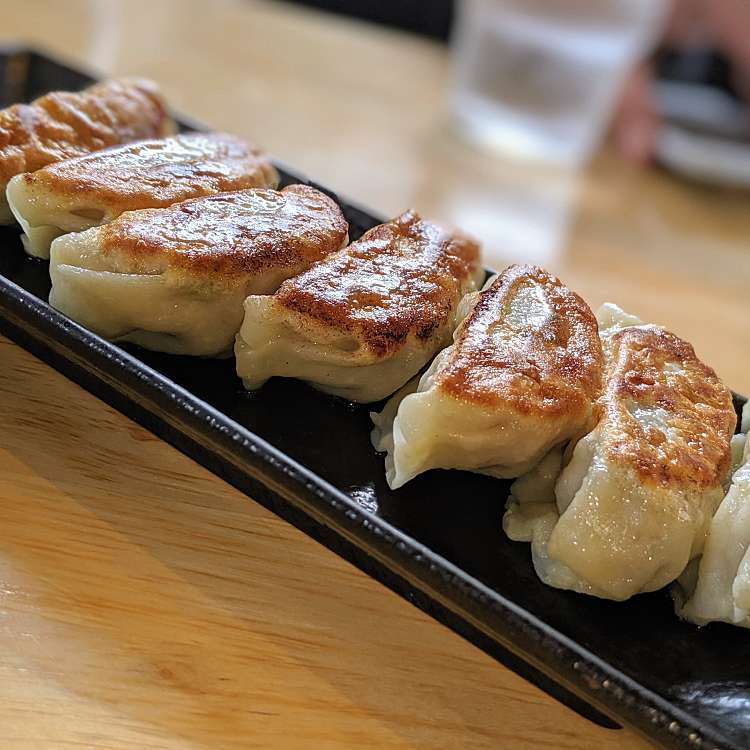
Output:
[18,132,278,209]
[274,210,481,355]
[0,78,172,185]
[435,264,603,416]
[96,184,347,281]
[602,326,736,488]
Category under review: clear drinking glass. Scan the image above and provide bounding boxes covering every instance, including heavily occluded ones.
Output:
[450,0,667,167]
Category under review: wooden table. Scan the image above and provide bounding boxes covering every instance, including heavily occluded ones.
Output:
[1,1,748,748]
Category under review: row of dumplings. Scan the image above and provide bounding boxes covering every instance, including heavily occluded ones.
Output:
[0,78,481,380]
[374,271,747,629]
[2,78,748,628]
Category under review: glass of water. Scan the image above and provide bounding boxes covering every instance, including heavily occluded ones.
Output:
[450,0,667,167]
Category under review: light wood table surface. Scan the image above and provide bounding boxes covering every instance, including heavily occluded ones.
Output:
[1,1,748,748]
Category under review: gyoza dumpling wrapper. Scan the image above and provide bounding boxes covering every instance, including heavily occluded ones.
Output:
[0,78,173,224]
[519,305,736,601]
[235,210,483,402]
[676,402,750,627]
[49,185,348,357]
[7,132,278,258]
[371,264,604,489]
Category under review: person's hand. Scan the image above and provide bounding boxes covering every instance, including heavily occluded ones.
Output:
[612,0,750,163]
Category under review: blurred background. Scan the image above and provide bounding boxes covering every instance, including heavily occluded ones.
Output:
[278,0,456,40]
[1,0,749,392]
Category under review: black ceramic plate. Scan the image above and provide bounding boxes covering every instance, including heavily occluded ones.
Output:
[0,47,748,750]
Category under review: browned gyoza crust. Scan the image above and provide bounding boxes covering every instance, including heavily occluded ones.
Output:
[0,78,172,186]
[95,184,348,280]
[273,210,481,356]
[435,264,604,417]
[602,325,736,488]
[16,132,278,209]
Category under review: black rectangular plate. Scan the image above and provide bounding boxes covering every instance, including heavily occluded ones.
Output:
[1,47,748,750]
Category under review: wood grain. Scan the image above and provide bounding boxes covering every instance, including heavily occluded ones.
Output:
[1,0,747,747]
[0,336,653,750]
